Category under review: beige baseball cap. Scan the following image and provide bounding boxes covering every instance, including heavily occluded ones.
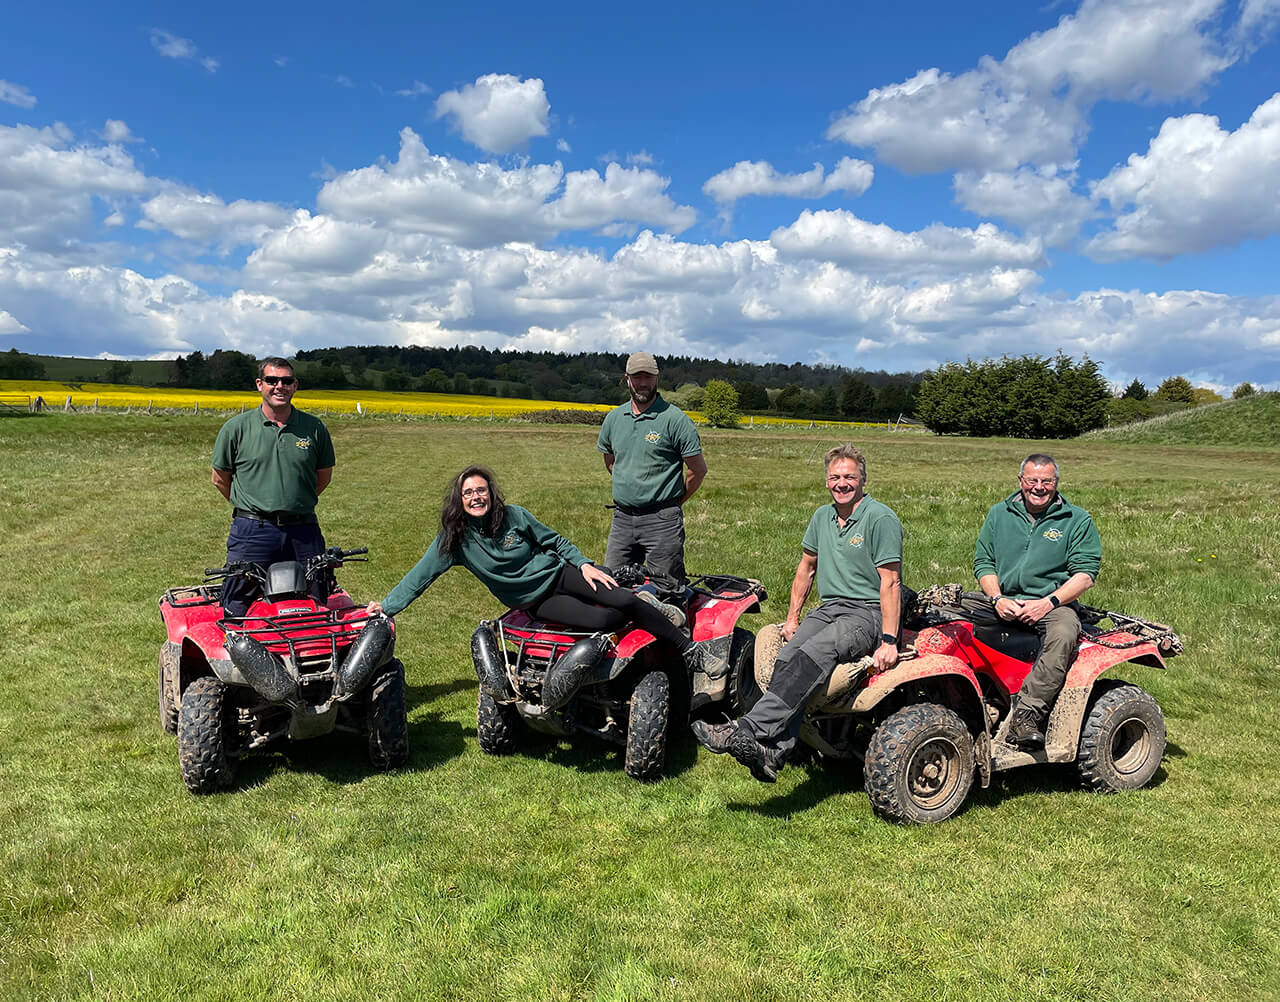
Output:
[625,351,660,375]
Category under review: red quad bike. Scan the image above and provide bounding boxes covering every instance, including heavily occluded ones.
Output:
[157,546,408,794]
[753,585,1183,823]
[470,573,767,781]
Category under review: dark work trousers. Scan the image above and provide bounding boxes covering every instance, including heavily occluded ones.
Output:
[529,565,690,652]
[221,516,326,616]
[604,505,686,592]
[742,599,882,758]
[954,593,1082,719]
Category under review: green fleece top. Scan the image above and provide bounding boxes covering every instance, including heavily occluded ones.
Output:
[380,505,590,616]
[973,491,1101,600]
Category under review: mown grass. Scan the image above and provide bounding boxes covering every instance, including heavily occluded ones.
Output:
[2,415,1278,1001]
[1085,392,1280,448]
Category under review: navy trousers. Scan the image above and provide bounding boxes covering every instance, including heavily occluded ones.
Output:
[221,516,326,615]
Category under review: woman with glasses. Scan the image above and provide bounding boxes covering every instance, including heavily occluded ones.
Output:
[366,465,708,672]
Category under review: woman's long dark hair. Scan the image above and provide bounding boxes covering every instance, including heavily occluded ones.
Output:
[440,465,507,555]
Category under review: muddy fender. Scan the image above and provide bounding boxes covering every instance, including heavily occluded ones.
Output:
[336,615,393,698]
[471,622,513,700]
[225,632,298,703]
[542,633,612,710]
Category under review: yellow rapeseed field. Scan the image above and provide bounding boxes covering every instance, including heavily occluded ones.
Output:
[0,379,887,429]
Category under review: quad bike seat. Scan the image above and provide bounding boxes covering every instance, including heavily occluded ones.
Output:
[970,622,1043,662]
[753,624,869,711]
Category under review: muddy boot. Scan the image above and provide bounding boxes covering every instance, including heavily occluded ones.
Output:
[690,718,737,754]
[1004,703,1045,750]
[635,588,686,628]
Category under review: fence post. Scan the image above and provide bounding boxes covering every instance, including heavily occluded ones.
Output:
[148,400,153,413]
[194,401,199,414]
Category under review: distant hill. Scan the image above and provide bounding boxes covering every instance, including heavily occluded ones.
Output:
[1083,393,1280,447]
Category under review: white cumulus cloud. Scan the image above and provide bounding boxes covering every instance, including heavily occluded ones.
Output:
[434,73,550,153]
[770,209,1045,277]
[101,120,142,144]
[703,157,873,205]
[150,29,219,72]
[1088,93,1280,259]
[827,0,1232,174]
[138,188,292,249]
[315,128,694,245]
[0,80,37,109]
[954,166,1093,245]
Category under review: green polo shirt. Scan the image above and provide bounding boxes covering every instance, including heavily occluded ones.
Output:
[597,395,701,507]
[973,491,1101,600]
[380,505,590,616]
[212,406,335,515]
[801,496,903,603]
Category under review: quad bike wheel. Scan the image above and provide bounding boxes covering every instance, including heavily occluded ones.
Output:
[625,670,670,782]
[477,689,522,755]
[158,641,180,735]
[367,658,409,770]
[726,627,762,716]
[864,703,975,824]
[178,676,237,795]
[1076,683,1166,793]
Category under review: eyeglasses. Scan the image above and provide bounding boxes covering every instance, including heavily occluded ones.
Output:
[1020,477,1057,488]
[260,375,296,386]
[461,487,489,499]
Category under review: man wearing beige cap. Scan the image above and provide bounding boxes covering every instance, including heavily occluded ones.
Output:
[597,351,707,593]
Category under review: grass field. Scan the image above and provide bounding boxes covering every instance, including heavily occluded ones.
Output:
[1086,392,1280,448]
[2,414,1278,1001]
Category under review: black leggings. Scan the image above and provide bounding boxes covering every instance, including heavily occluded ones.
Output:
[529,566,689,650]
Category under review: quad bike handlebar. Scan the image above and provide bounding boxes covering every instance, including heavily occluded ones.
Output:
[203,546,369,584]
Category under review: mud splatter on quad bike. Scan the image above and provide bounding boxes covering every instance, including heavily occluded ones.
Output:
[470,573,767,781]
[157,546,408,794]
[753,585,1182,823]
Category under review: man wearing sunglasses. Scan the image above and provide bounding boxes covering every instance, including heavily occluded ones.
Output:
[211,358,336,614]
[973,453,1101,749]
[692,444,902,782]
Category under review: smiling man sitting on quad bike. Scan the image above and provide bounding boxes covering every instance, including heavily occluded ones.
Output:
[692,444,903,782]
[954,453,1102,750]
[366,465,713,704]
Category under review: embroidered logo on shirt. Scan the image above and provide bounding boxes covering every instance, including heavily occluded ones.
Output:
[295,438,311,449]
[850,533,865,547]
[645,432,660,443]
[501,531,521,549]
[1042,528,1064,541]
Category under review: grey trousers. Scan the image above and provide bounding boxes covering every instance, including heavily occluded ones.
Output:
[955,594,1081,719]
[604,505,686,590]
[742,599,882,756]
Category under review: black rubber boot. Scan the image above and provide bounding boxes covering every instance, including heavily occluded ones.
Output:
[1004,703,1045,749]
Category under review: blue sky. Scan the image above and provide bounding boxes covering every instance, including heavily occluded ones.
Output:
[2,0,1278,390]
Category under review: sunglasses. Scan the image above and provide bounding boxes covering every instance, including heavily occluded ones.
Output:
[260,375,297,386]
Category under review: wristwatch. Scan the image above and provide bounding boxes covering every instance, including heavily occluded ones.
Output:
[881,632,897,645]
[1048,595,1061,608]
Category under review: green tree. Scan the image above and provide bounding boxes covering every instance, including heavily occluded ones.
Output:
[916,354,1108,438]
[1190,387,1223,406]
[839,377,876,418]
[104,361,133,384]
[1233,381,1256,399]
[0,349,46,379]
[702,379,740,428]
[1122,378,1148,400]
[734,381,769,411]
[1153,376,1195,403]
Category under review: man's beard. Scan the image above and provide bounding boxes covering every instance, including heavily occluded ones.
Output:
[631,386,655,405]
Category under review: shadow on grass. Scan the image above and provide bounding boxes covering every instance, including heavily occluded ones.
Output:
[406,678,475,708]
[728,760,859,817]
[478,711,702,781]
